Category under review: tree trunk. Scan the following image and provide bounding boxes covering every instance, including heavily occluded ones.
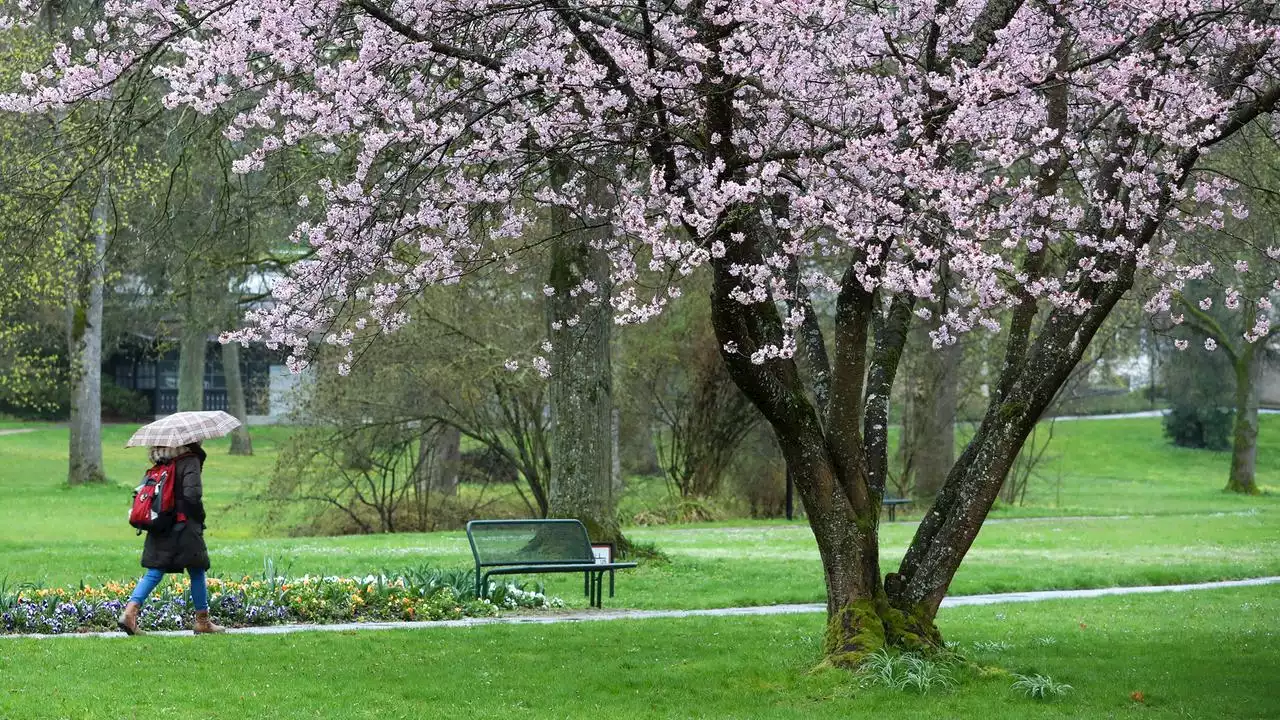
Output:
[423,424,461,496]
[903,316,961,501]
[611,407,623,498]
[67,179,108,486]
[177,326,205,412]
[222,341,253,455]
[1226,346,1260,494]
[545,167,621,547]
[546,235,620,546]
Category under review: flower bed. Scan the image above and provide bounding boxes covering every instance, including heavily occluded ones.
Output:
[1,573,563,635]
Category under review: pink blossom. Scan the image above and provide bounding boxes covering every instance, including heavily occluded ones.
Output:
[0,0,1273,372]
[1224,288,1240,311]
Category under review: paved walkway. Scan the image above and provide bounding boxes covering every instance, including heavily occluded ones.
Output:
[8,576,1276,640]
[0,428,36,437]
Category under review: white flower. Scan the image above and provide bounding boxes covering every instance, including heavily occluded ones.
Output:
[1204,338,1217,351]
[532,356,551,378]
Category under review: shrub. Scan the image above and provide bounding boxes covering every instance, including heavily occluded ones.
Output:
[727,424,790,518]
[1163,405,1234,450]
[101,378,152,421]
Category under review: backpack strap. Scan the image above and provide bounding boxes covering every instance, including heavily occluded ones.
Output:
[151,454,192,524]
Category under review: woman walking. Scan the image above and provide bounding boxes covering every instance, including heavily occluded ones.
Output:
[117,441,226,635]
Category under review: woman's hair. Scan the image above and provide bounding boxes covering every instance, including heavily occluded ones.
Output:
[149,445,190,464]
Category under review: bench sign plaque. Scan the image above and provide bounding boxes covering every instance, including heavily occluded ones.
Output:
[591,543,614,565]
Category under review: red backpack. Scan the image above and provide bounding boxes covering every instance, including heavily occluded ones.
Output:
[128,456,188,535]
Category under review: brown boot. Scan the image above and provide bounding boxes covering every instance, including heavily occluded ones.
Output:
[193,610,226,634]
[117,601,144,636]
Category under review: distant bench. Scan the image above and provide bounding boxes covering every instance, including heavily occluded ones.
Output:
[466,519,637,608]
[882,497,912,522]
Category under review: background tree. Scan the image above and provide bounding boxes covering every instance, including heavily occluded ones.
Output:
[1160,129,1280,494]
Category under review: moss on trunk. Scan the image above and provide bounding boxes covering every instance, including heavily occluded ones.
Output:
[821,595,945,669]
[821,599,886,668]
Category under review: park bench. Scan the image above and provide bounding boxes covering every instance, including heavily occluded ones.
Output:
[466,519,637,608]
[882,497,912,522]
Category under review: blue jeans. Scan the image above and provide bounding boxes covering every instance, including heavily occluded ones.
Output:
[128,568,209,611]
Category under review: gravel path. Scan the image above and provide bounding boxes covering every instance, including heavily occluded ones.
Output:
[7,575,1276,640]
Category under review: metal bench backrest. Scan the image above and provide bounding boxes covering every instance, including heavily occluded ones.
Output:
[466,519,595,567]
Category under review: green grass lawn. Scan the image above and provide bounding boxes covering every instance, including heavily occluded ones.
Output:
[981,415,1280,517]
[1,586,1275,719]
[16,510,1280,610]
[2,418,1277,718]
[1,419,1277,609]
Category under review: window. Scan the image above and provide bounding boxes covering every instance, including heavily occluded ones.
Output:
[136,362,156,390]
[114,363,135,389]
[204,353,225,390]
[158,361,177,390]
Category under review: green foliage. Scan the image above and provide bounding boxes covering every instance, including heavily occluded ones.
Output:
[968,640,1013,654]
[396,563,477,599]
[1161,282,1240,451]
[855,648,958,694]
[99,378,150,421]
[1010,673,1074,700]
[1163,405,1235,451]
[0,576,39,612]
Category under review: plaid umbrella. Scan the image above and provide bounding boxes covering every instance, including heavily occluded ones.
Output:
[125,411,243,448]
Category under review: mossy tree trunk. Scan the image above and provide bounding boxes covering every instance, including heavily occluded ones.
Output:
[177,320,206,412]
[1226,342,1260,495]
[714,210,1133,662]
[546,230,623,548]
[544,165,624,550]
[222,341,253,455]
[67,177,108,486]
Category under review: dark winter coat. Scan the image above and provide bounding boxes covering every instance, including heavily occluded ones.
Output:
[140,445,210,572]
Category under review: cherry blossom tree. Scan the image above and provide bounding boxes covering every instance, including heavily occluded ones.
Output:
[1162,128,1280,494]
[5,0,1280,664]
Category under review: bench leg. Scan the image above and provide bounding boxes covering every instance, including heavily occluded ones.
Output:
[609,569,615,598]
